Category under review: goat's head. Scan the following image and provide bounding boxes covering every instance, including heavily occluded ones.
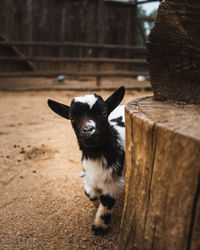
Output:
[47,87,125,148]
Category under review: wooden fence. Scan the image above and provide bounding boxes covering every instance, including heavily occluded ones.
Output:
[0,0,154,86]
[0,0,137,47]
[0,40,148,86]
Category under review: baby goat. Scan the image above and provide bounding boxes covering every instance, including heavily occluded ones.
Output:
[47,86,125,235]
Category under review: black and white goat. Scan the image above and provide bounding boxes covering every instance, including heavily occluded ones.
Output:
[47,86,125,235]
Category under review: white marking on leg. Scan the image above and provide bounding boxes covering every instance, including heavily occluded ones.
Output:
[94,204,108,229]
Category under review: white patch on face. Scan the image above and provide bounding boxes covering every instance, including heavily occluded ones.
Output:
[74,94,98,109]
[85,120,96,134]
[86,120,96,128]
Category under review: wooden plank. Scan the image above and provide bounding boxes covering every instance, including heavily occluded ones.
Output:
[0,76,151,92]
[105,0,160,6]
[136,0,161,4]
[104,0,136,7]
[0,70,149,78]
[0,33,36,71]
[27,0,33,57]
[138,21,147,44]
[0,56,147,64]
[0,0,140,57]
[97,0,105,44]
[0,41,146,51]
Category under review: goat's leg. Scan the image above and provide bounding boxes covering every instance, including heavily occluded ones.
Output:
[84,183,100,208]
[92,193,115,235]
[84,190,99,208]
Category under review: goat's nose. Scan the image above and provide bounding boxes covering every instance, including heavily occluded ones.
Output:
[81,120,96,135]
[83,125,94,132]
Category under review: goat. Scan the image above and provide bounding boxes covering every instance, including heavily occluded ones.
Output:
[47,86,125,235]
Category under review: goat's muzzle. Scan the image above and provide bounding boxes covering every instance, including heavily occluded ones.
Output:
[79,120,102,147]
[80,120,96,137]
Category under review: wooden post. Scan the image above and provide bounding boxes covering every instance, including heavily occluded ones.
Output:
[147,0,200,104]
[120,1,200,249]
[120,97,200,250]
[97,0,105,44]
[27,0,33,58]
[96,0,105,86]
[59,2,67,57]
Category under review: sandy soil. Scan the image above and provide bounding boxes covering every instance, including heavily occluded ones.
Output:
[0,89,152,250]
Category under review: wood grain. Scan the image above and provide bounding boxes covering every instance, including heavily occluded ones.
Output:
[120,97,200,250]
[147,0,200,104]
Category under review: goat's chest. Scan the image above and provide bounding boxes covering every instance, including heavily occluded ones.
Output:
[82,158,113,187]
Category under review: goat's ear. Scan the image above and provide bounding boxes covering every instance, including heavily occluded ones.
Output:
[106,86,125,114]
[47,99,70,119]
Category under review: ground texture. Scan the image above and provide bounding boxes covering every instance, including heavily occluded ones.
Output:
[0,88,151,249]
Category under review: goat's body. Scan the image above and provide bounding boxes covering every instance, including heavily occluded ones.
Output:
[81,105,125,199]
[109,105,125,148]
[48,87,125,235]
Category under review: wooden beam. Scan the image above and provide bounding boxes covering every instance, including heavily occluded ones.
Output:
[0,70,149,78]
[0,56,147,64]
[136,0,161,4]
[0,33,36,71]
[0,41,146,51]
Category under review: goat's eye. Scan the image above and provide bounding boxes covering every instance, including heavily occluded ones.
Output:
[102,111,107,117]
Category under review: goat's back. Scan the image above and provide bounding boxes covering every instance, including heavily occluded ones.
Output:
[108,105,125,148]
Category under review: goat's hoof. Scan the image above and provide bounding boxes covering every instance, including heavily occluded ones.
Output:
[92,225,108,235]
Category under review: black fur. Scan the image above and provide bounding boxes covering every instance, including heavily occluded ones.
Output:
[70,97,110,149]
[110,116,125,127]
[47,99,69,119]
[69,92,126,178]
[106,87,125,114]
[90,197,98,202]
[101,213,111,225]
[81,125,125,177]
[92,225,108,235]
[84,190,90,197]
[100,194,115,210]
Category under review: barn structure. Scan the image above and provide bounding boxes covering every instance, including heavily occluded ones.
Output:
[0,0,160,86]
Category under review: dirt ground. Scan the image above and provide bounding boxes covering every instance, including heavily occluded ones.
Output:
[0,86,152,250]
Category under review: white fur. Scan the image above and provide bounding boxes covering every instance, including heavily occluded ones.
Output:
[109,105,125,123]
[85,120,96,135]
[86,120,96,128]
[74,94,98,109]
[109,105,125,148]
[82,157,124,198]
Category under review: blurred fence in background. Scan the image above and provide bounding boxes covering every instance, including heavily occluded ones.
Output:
[0,0,155,85]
